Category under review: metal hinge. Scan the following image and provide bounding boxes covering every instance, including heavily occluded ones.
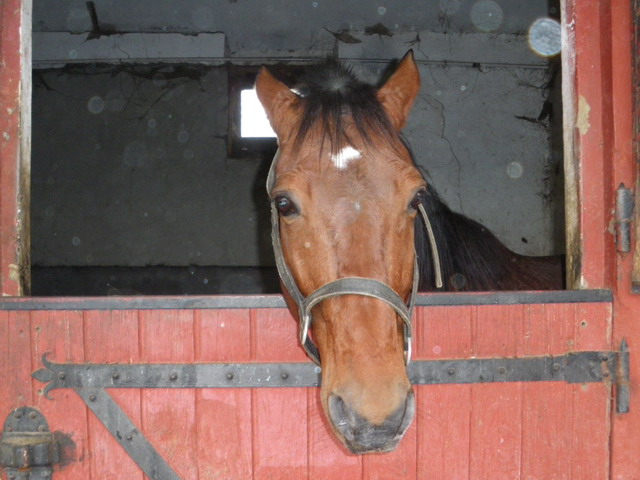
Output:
[615,184,634,253]
[29,343,630,480]
[1,407,59,480]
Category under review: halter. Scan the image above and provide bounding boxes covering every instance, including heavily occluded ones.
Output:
[267,149,442,366]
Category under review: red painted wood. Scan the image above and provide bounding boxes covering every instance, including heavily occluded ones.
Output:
[571,303,612,480]
[84,310,143,480]
[610,294,640,480]
[0,312,8,413]
[416,306,472,480]
[194,309,253,479]
[139,310,198,479]
[251,308,308,480]
[29,311,90,480]
[569,0,616,289]
[604,0,640,476]
[469,305,524,480]
[1,311,32,411]
[520,304,573,480]
[0,0,28,295]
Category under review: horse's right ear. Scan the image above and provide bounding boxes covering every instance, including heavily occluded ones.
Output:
[376,50,420,131]
[255,67,300,140]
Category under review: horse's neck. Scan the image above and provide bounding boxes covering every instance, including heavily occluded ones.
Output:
[416,191,497,291]
[416,191,563,291]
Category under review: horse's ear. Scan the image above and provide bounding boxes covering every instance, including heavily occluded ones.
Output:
[377,50,420,131]
[255,67,300,140]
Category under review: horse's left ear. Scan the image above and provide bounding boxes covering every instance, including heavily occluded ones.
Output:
[377,50,420,131]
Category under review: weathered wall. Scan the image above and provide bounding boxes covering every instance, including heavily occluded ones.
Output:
[30,44,562,267]
[407,62,563,256]
[31,66,273,267]
[30,0,563,269]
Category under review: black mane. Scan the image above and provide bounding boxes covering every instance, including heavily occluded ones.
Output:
[294,59,397,154]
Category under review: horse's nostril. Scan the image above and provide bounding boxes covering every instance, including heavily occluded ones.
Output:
[328,395,357,442]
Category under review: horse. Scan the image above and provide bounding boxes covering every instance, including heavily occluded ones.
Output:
[255,51,563,454]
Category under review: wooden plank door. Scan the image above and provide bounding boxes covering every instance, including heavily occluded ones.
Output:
[1,295,613,480]
[414,301,612,479]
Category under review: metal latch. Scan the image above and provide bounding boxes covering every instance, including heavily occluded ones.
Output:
[1,407,59,480]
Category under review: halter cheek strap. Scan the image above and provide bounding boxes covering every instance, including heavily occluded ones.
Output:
[267,149,442,366]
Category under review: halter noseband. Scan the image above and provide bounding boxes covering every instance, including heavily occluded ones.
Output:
[267,149,442,366]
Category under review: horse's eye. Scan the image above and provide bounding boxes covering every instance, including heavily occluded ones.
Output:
[410,189,427,210]
[275,195,299,217]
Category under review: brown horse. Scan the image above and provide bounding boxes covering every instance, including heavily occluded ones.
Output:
[256,51,563,454]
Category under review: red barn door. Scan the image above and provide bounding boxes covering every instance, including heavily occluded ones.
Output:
[1,293,615,479]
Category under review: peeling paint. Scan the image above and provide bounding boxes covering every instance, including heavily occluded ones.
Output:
[577,95,591,135]
[9,264,20,283]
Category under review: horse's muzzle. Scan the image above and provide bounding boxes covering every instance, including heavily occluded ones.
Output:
[328,390,415,454]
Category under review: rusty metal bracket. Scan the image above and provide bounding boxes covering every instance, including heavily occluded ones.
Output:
[74,388,179,480]
[33,350,618,394]
[1,407,59,480]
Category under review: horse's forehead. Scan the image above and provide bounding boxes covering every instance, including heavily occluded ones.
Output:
[280,151,397,194]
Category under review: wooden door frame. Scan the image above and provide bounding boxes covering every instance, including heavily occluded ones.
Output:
[0,0,31,296]
[562,0,640,477]
[607,0,640,477]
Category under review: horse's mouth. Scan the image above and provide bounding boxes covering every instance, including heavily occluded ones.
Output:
[328,390,416,454]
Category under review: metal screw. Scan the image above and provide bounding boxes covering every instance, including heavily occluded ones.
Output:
[29,411,37,419]
[447,367,456,376]
[112,372,120,380]
[281,372,289,380]
[552,363,561,372]
[226,373,234,380]
[169,372,178,381]
[14,411,22,419]
[89,394,97,402]
[38,424,47,432]
[58,372,66,380]
[126,434,133,441]
[498,366,507,375]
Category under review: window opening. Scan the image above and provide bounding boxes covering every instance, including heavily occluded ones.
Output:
[28,3,566,296]
[227,65,301,157]
[240,89,276,138]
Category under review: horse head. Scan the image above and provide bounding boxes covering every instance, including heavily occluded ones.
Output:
[256,52,424,454]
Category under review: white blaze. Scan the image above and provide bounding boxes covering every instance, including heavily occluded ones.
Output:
[331,146,362,170]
